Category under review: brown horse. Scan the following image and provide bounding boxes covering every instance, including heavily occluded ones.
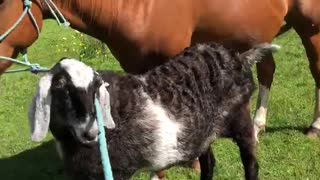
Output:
[1,0,320,179]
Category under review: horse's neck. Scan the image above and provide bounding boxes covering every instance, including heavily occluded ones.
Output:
[46,0,121,42]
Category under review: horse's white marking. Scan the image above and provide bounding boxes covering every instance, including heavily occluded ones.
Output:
[312,88,320,129]
[59,58,94,89]
[141,92,182,170]
[253,84,270,141]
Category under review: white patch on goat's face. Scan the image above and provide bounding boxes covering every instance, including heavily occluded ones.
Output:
[141,92,182,170]
[59,58,95,89]
[72,115,99,144]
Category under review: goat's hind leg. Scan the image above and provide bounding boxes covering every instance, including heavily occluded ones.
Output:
[232,107,259,180]
[199,147,215,180]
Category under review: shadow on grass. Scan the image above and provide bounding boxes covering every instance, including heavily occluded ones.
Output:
[265,125,307,134]
[0,140,66,180]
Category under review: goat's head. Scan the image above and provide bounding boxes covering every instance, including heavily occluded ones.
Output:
[28,58,115,144]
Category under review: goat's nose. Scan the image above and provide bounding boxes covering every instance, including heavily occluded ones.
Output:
[83,129,98,141]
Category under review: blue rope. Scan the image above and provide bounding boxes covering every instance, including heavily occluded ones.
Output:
[43,0,70,27]
[0,49,49,74]
[95,98,114,180]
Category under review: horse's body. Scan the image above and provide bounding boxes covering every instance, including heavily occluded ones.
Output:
[0,0,288,73]
[1,0,320,179]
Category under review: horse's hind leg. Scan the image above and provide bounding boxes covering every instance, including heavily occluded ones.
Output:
[233,106,259,180]
[254,53,275,141]
[199,147,215,180]
[292,21,320,138]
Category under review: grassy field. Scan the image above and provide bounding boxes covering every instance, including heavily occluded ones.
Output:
[0,20,320,180]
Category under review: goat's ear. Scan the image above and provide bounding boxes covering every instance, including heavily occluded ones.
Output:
[28,74,53,142]
[97,82,115,129]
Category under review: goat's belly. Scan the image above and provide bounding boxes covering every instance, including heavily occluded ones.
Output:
[141,93,184,170]
[141,91,217,170]
[146,117,183,171]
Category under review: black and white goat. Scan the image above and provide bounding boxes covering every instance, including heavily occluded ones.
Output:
[28,43,278,180]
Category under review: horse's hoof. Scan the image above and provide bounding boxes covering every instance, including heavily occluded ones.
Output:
[306,127,320,139]
[260,125,266,133]
[191,159,201,173]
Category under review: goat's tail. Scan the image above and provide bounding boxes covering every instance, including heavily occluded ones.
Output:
[240,43,280,67]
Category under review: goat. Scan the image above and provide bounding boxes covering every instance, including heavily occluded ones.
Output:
[28,43,278,180]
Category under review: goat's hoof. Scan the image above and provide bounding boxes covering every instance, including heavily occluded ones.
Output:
[306,127,320,139]
[191,159,201,173]
[151,171,165,180]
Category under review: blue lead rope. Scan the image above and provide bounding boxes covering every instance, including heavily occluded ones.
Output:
[95,98,114,180]
[0,50,49,74]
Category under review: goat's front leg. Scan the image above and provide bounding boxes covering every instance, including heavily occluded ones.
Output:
[233,106,259,180]
[199,147,215,180]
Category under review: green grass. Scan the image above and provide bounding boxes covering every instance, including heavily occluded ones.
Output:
[0,20,320,180]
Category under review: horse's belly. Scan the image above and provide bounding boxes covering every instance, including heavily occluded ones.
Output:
[193,0,288,46]
[108,0,288,73]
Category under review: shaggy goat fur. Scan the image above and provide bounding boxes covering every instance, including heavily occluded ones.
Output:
[28,43,278,180]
